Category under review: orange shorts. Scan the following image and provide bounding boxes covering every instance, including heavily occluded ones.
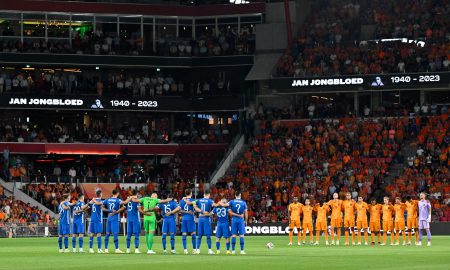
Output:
[394,220,405,231]
[382,220,393,231]
[344,218,355,228]
[289,219,301,229]
[407,218,418,229]
[370,221,381,232]
[356,220,368,229]
[330,218,342,227]
[302,222,313,233]
[315,221,327,231]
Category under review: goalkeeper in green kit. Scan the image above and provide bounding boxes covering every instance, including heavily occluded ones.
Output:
[137,192,173,254]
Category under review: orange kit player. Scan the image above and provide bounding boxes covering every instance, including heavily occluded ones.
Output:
[288,196,303,246]
[369,198,382,245]
[328,193,343,245]
[355,196,369,245]
[405,196,419,245]
[381,196,395,246]
[342,192,356,245]
[314,201,330,245]
[393,197,407,245]
[301,198,314,244]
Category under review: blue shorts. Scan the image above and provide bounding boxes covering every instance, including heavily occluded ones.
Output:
[59,223,71,235]
[181,219,196,233]
[162,219,176,234]
[231,219,246,235]
[127,220,141,235]
[89,221,103,234]
[198,217,212,236]
[215,222,230,238]
[106,220,120,234]
[72,221,85,234]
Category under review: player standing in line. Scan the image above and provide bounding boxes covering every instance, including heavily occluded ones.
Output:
[355,196,369,245]
[138,193,173,254]
[213,198,231,254]
[313,200,330,245]
[369,198,382,245]
[381,196,395,246]
[126,190,144,254]
[102,189,131,253]
[193,190,225,255]
[405,196,419,245]
[156,193,179,254]
[301,198,314,245]
[342,192,356,245]
[89,190,104,253]
[328,193,343,245]
[72,194,90,252]
[393,197,407,245]
[177,189,197,254]
[288,196,303,246]
[229,191,248,255]
[417,192,432,246]
[58,194,73,253]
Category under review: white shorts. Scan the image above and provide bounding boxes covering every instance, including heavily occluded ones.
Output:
[418,220,429,230]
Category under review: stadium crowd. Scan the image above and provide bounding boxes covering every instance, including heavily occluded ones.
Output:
[215,112,449,223]
[0,118,232,144]
[274,0,450,77]
[1,111,448,227]
[0,69,233,97]
[387,114,450,221]
[0,27,255,57]
[0,185,55,237]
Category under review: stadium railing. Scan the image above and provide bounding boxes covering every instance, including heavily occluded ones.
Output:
[0,222,57,238]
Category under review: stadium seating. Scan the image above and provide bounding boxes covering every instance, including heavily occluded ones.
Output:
[0,67,234,97]
[0,27,254,57]
[212,113,449,222]
[274,0,450,77]
[0,189,52,224]
[386,114,449,221]
[15,112,449,223]
[0,119,232,144]
[24,183,80,214]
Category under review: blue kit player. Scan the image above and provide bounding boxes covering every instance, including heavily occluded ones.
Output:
[229,191,248,254]
[58,194,73,253]
[156,193,179,254]
[126,190,144,254]
[177,189,197,255]
[89,190,104,253]
[193,190,226,255]
[213,198,231,254]
[102,189,131,253]
[72,194,90,253]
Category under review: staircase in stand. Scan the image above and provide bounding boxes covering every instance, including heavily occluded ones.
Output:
[0,178,56,217]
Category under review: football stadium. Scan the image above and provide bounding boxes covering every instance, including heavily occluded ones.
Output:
[0,0,449,269]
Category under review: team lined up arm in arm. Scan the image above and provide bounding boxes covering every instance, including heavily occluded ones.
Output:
[75,204,90,214]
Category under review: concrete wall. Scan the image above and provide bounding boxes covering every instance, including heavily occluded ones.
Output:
[256,23,288,51]
[265,1,296,24]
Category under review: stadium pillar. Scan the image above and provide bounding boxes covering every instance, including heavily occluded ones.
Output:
[283,0,293,46]
[420,90,425,106]
[189,112,194,134]
[354,92,359,116]
[371,91,381,111]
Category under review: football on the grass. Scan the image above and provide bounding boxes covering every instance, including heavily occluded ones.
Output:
[266,242,274,249]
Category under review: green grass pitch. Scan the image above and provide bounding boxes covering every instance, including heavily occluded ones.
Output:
[0,236,449,270]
